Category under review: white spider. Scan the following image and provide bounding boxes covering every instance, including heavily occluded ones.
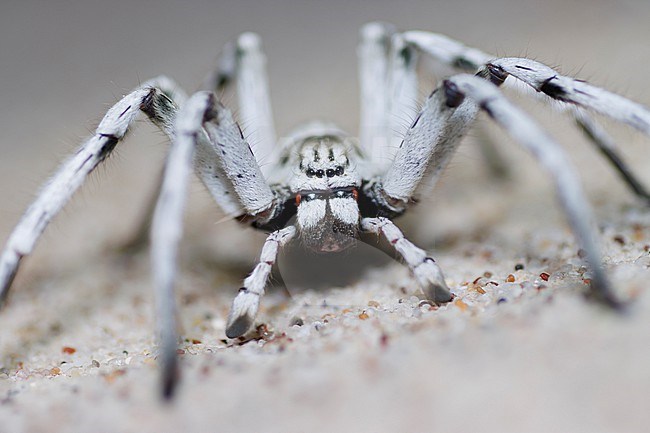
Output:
[1,22,649,398]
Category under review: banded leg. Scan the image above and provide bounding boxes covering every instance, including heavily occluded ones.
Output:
[358,22,395,173]
[483,58,650,202]
[387,33,419,158]
[117,76,186,253]
[574,108,650,203]
[204,33,278,177]
[486,58,650,134]
[122,36,279,253]
[226,226,297,338]
[149,94,199,399]
[378,79,479,207]
[187,91,277,217]
[151,90,282,396]
[148,87,283,397]
[403,30,650,203]
[361,217,452,302]
[358,23,421,176]
[444,74,622,308]
[0,77,181,305]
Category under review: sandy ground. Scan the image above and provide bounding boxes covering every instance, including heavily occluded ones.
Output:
[1,1,650,432]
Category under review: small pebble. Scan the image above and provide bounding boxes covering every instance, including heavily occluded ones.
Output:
[62,347,76,355]
[454,299,469,312]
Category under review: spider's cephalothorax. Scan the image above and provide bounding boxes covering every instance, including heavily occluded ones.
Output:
[1,23,645,398]
[288,133,362,253]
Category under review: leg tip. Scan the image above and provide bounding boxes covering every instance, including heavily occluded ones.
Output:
[159,356,179,401]
[428,283,454,304]
[586,284,628,314]
[161,377,176,401]
[583,272,629,313]
[226,314,254,339]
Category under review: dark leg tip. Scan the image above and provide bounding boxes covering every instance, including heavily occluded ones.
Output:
[585,277,628,314]
[428,284,454,304]
[588,290,628,314]
[160,357,179,401]
[226,315,253,339]
[162,377,176,401]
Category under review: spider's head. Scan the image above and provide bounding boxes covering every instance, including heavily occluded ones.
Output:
[287,131,362,253]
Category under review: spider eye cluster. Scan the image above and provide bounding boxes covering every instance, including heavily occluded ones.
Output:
[305,166,344,178]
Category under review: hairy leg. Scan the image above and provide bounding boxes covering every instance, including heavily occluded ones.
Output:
[405,30,650,203]
[444,74,622,308]
[0,77,181,305]
[361,217,452,302]
[226,226,296,338]
[205,33,278,177]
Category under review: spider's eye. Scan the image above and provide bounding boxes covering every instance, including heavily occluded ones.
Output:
[305,193,318,201]
[306,168,316,177]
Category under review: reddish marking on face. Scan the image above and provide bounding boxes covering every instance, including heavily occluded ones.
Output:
[295,194,301,206]
[352,188,358,201]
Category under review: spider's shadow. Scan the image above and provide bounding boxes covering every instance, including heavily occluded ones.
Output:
[273,232,397,298]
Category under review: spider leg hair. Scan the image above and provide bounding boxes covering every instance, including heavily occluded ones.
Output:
[225,225,296,338]
[188,91,277,217]
[359,82,478,302]
[358,22,395,173]
[485,58,650,134]
[445,74,623,309]
[387,33,419,164]
[148,91,204,400]
[204,33,278,177]
[171,90,285,341]
[125,33,277,252]
[404,30,650,202]
[361,217,452,302]
[357,23,423,177]
[378,82,479,206]
[573,108,650,203]
[0,77,182,306]
[151,88,283,396]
